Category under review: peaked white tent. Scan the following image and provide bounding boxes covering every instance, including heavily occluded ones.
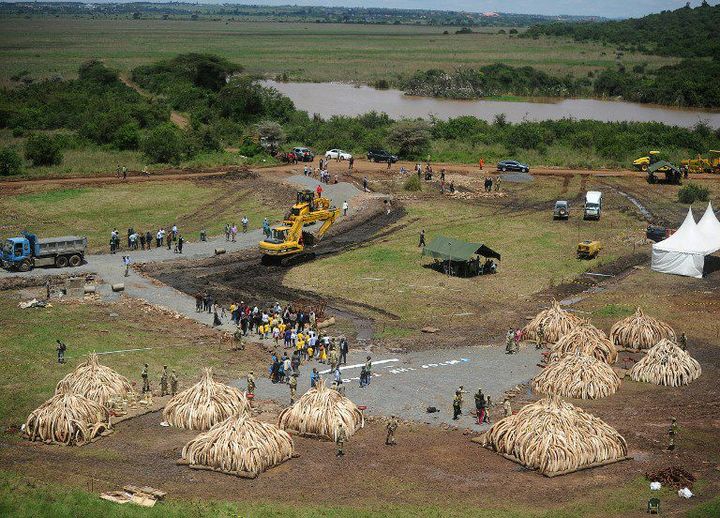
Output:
[651,204,720,278]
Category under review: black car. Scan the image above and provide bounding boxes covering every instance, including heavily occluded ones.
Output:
[497,160,529,173]
[367,149,398,163]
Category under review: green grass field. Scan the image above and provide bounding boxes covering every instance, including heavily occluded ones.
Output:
[285,175,641,332]
[0,180,284,252]
[0,18,675,85]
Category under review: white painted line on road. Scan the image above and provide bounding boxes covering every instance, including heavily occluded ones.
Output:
[319,358,399,374]
[339,357,470,383]
[453,312,474,317]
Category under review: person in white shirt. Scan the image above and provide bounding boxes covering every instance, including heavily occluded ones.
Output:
[342,200,349,216]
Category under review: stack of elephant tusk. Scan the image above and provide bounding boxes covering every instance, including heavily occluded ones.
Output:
[55,352,134,408]
[548,322,618,364]
[610,307,675,351]
[481,395,627,475]
[532,352,621,399]
[522,300,581,344]
[180,414,294,477]
[24,392,111,446]
[163,368,249,430]
[629,339,701,387]
[277,379,363,440]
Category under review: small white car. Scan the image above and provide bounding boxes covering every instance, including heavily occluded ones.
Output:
[325,149,352,161]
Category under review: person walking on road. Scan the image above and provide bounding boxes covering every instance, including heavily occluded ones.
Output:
[246,371,256,396]
[123,255,131,277]
[242,216,249,233]
[474,388,487,425]
[342,200,349,216]
[339,337,349,365]
[177,235,184,254]
[453,391,462,420]
[359,356,372,387]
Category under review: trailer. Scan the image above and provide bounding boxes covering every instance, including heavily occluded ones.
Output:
[1,231,87,272]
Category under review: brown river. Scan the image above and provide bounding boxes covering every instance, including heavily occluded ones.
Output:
[262,81,720,129]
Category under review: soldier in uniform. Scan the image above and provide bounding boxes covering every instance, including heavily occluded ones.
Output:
[141,363,150,393]
[386,415,399,445]
[247,371,256,396]
[233,326,245,350]
[55,340,67,364]
[505,328,516,354]
[668,417,678,450]
[289,372,298,404]
[170,369,178,396]
[160,365,169,396]
[452,392,462,420]
[536,323,545,350]
[336,423,347,457]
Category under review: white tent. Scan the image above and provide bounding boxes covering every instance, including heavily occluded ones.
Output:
[697,202,720,249]
[651,205,720,278]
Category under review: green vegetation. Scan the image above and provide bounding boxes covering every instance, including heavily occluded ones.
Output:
[593,304,634,318]
[678,182,711,204]
[526,3,720,58]
[0,146,22,176]
[402,64,588,99]
[403,174,422,192]
[24,134,63,166]
[0,181,284,252]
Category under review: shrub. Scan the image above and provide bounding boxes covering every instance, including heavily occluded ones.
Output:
[388,120,431,158]
[141,123,185,164]
[255,120,285,153]
[0,146,23,176]
[403,174,422,192]
[678,183,710,204]
[112,122,141,150]
[24,134,63,166]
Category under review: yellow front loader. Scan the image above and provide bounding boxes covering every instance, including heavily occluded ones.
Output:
[681,150,720,174]
[259,189,340,265]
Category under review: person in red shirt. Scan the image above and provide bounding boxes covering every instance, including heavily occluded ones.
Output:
[316,184,323,198]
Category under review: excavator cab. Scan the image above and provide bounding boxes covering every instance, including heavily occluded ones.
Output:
[259,189,340,264]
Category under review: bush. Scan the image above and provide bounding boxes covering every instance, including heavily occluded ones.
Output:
[678,183,710,204]
[403,174,422,192]
[24,134,63,166]
[112,122,141,150]
[141,123,186,164]
[0,146,23,176]
[388,120,431,158]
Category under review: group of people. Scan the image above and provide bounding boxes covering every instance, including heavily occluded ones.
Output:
[140,363,178,397]
[223,218,249,242]
[505,323,545,354]
[110,225,184,254]
[452,385,512,425]
[483,176,502,192]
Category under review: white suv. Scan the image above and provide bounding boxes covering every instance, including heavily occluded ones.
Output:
[325,149,352,160]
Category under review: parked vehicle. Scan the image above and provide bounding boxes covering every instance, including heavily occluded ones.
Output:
[646,225,674,243]
[497,160,529,173]
[1,231,87,272]
[292,147,315,162]
[367,149,398,163]
[325,149,352,160]
[577,240,602,259]
[553,201,569,220]
[583,191,603,220]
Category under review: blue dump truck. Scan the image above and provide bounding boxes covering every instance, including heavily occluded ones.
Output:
[1,231,87,272]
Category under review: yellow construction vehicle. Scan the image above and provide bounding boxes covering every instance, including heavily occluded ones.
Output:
[681,150,720,174]
[577,240,602,260]
[633,151,671,172]
[259,189,340,265]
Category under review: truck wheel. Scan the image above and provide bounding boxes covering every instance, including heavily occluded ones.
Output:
[69,255,82,267]
[18,260,31,272]
[55,255,69,268]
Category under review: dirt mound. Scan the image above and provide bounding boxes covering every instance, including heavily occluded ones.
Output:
[646,466,696,489]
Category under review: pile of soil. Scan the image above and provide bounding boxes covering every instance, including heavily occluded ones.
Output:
[646,466,696,489]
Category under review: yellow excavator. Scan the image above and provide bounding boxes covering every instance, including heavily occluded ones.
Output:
[259,189,340,265]
[681,150,720,174]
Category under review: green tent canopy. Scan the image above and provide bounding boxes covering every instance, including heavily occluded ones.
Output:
[421,236,501,261]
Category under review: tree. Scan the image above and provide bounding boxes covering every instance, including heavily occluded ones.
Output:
[0,146,23,176]
[256,120,285,153]
[387,120,432,158]
[141,123,185,164]
[25,134,63,166]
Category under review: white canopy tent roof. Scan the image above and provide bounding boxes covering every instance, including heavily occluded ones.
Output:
[651,204,720,278]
